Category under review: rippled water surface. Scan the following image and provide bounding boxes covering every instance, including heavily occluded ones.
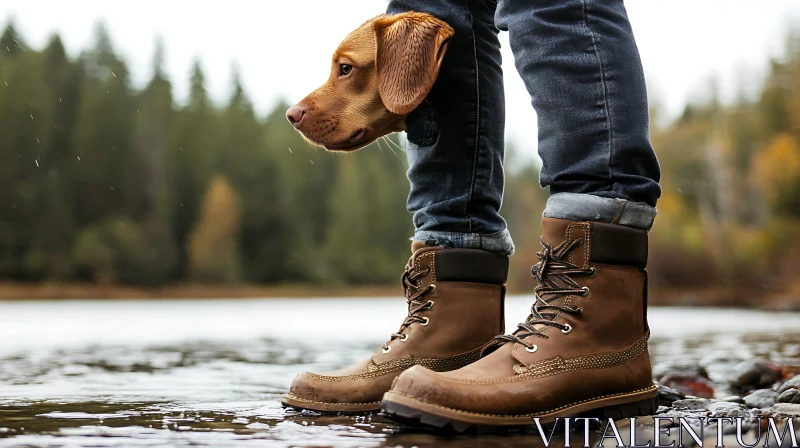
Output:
[1,297,799,447]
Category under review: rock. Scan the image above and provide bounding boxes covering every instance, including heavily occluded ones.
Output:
[657,383,686,406]
[707,401,748,417]
[659,373,715,398]
[728,359,783,393]
[777,388,800,404]
[768,403,800,417]
[672,398,714,412]
[743,389,778,409]
[721,395,744,404]
[777,375,800,394]
[653,360,709,379]
[699,352,744,368]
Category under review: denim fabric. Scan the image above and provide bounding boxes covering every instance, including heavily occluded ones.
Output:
[387,0,661,255]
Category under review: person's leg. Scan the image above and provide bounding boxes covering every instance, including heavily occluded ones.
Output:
[388,0,514,255]
[381,0,662,428]
[501,0,661,228]
[282,2,512,412]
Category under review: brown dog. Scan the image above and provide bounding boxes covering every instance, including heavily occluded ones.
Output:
[286,13,454,151]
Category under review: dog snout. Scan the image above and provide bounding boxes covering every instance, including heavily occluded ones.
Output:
[286,105,307,128]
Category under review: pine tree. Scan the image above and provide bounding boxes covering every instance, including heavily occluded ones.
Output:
[168,59,218,278]
[71,22,136,226]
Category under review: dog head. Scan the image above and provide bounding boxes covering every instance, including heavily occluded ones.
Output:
[286,13,453,152]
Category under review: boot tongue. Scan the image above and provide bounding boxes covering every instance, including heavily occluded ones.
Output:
[520,218,578,338]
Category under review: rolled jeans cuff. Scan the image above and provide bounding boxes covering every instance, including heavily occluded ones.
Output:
[413,229,515,256]
[543,192,657,230]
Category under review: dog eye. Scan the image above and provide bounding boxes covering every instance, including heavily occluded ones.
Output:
[339,64,353,76]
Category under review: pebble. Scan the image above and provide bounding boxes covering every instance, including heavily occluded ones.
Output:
[743,389,778,409]
[671,398,714,412]
[720,395,744,404]
[777,375,800,394]
[656,383,686,406]
[699,352,744,368]
[670,398,749,417]
[707,401,748,417]
[728,359,782,393]
[653,361,709,379]
[659,373,715,398]
[768,403,800,417]
[777,388,800,404]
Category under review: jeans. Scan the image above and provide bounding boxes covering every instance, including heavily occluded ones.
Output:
[387,0,662,255]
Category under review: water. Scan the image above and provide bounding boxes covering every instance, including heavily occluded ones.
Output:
[1,297,798,447]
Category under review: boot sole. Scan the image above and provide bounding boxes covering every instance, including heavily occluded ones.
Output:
[281,393,380,412]
[380,384,658,432]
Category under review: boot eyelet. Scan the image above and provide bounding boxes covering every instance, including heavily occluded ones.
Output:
[382,346,391,353]
[400,334,409,342]
[429,284,437,293]
[525,345,538,353]
[561,324,573,335]
[421,317,430,326]
[580,286,590,296]
[588,267,597,278]
[425,300,435,310]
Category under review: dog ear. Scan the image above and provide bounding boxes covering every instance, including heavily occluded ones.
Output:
[374,13,454,115]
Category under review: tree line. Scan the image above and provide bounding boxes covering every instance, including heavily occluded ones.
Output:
[0,22,414,287]
[2,19,800,306]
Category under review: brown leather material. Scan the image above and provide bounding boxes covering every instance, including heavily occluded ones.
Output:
[283,245,507,410]
[542,218,649,268]
[384,218,655,419]
[590,221,649,267]
[436,249,509,285]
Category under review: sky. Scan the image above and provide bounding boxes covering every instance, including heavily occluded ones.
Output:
[3,1,800,161]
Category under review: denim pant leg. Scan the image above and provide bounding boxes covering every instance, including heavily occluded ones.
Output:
[496,0,662,229]
[387,0,515,255]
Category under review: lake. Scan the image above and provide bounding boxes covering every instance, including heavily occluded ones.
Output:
[1,297,799,447]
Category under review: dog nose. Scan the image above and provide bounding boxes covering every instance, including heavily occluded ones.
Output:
[286,106,306,128]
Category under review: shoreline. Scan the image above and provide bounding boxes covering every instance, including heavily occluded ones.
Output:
[0,282,798,310]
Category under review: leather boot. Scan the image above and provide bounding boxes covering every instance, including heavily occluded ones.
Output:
[281,242,507,412]
[381,218,657,429]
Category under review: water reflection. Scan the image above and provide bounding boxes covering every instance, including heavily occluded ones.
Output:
[1,298,798,447]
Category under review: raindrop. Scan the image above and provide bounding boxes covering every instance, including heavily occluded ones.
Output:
[288,147,293,153]
[309,160,314,164]
[111,186,114,190]
[137,110,141,114]
[36,138,40,143]
[112,71,117,78]
[35,160,39,168]
[3,82,7,86]
[30,114,34,120]
[77,156,81,161]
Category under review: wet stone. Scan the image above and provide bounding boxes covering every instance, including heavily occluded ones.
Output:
[777,388,800,404]
[720,395,745,404]
[728,358,783,393]
[768,403,800,417]
[656,383,686,406]
[743,389,778,409]
[777,375,800,394]
[659,373,715,398]
[653,361,709,379]
[671,398,714,412]
[708,401,748,417]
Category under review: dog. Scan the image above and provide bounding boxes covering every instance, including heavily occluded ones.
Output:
[286,13,454,151]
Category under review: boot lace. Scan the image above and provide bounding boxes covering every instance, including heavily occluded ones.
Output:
[380,265,435,353]
[496,237,594,351]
